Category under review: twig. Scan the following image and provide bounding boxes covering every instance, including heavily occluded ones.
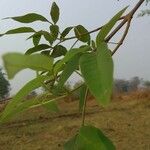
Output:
[106,0,145,43]
[105,0,145,55]
[70,39,78,49]
[64,16,124,41]
[81,88,88,126]
[112,19,131,55]
[108,41,120,45]
[75,70,82,77]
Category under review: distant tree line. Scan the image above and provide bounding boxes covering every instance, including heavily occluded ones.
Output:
[114,76,150,93]
[64,76,150,100]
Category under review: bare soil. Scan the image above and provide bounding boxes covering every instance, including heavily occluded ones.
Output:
[0,98,150,150]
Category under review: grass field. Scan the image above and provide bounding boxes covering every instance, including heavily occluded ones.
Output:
[0,98,150,150]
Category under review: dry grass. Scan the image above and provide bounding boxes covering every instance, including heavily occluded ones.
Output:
[0,97,150,150]
[113,89,150,101]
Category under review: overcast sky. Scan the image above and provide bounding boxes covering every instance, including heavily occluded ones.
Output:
[0,0,150,95]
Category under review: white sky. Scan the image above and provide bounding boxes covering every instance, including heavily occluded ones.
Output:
[0,0,150,95]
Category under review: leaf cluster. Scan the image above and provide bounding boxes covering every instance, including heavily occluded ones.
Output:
[0,1,144,149]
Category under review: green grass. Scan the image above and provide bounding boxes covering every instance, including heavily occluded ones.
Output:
[0,98,150,150]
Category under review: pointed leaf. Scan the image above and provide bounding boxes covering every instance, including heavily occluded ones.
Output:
[6,13,49,23]
[80,43,113,106]
[64,126,115,150]
[56,54,80,91]
[3,53,53,79]
[50,2,59,24]
[74,25,90,42]
[42,31,54,45]
[96,7,128,45]
[0,76,50,123]
[60,27,73,40]
[50,24,59,40]
[28,31,54,45]
[33,34,41,46]
[0,27,35,37]
[64,135,78,150]
[54,46,91,74]
[78,126,116,150]
[51,45,67,58]
[25,44,51,55]
[0,94,59,123]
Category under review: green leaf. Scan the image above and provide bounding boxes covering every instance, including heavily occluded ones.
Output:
[27,31,54,45]
[0,95,59,123]
[50,2,59,24]
[91,40,96,50]
[0,27,35,37]
[6,13,49,23]
[56,54,80,91]
[60,27,73,40]
[54,46,91,74]
[51,45,67,58]
[64,126,115,150]
[0,76,50,123]
[3,53,53,79]
[41,50,50,56]
[64,135,78,150]
[43,101,59,112]
[78,126,115,150]
[33,34,41,46]
[27,32,42,46]
[50,25,59,40]
[29,95,65,111]
[25,44,51,55]
[74,25,90,42]
[42,31,54,45]
[80,43,113,106]
[96,7,127,45]
[53,60,66,74]
[79,84,87,112]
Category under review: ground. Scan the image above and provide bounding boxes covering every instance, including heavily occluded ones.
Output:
[0,98,150,150]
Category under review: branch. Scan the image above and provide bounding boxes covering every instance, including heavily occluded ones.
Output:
[58,17,125,43]
[106,0,145,55]
[106,0,145,43]
[111,19,131,55]
[64,26,103,41]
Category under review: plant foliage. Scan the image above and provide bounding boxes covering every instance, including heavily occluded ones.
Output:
[0,1,145,149]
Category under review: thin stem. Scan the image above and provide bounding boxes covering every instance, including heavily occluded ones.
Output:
[105,18,127,42]
[33,83,85,108]
[108,41,120,45]
[112,18,131,55]
[55,17,124,46]
[106,0,145,43]
[70,83,84,93]
[30,95,67,109]
[75,70,82,77]
[81,88,88,126]
[64,16,124,41]
[65,26,103,41]
[70,39,78,49]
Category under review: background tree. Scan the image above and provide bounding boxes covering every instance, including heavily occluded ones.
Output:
[0,68,10,101]
[114,79,130,93]
[143,80,150,88]
[129,76,141,91]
